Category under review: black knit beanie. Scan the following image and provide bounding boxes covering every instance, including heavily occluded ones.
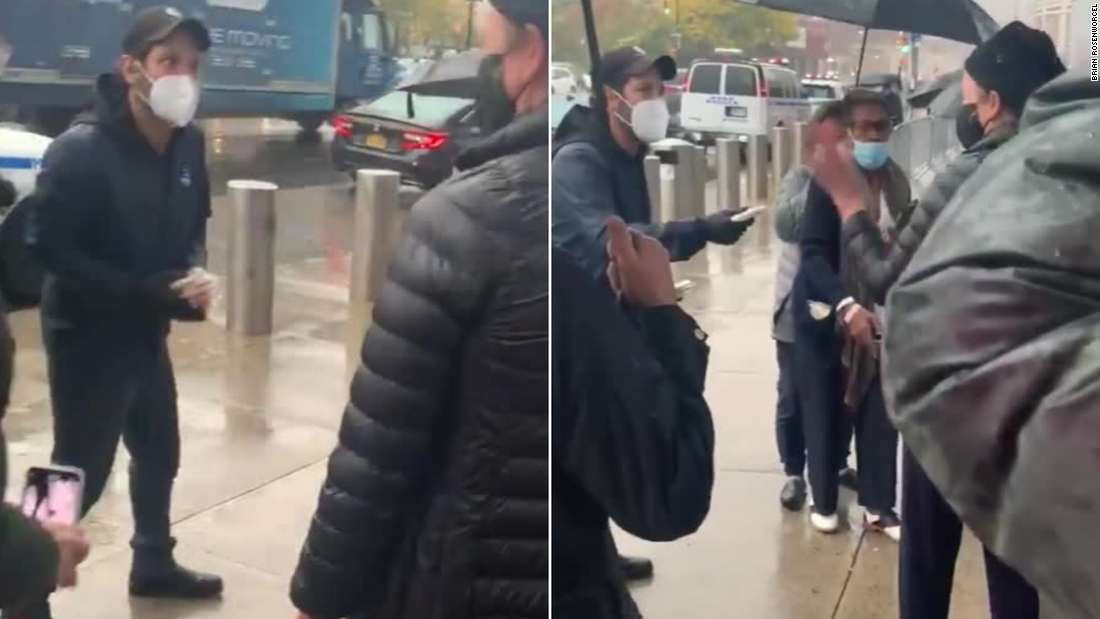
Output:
[964,21,1066,116]
[489,0,548,43]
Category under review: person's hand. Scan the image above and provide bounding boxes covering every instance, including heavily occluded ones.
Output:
[605,216,677,308]
[171,268,217,313]
[812,120,867,221]
[294,613,318,619]
[843,304,880,349]
[700,208,754,245]
[42,522,90,588]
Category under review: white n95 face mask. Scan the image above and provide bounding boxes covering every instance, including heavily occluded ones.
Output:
[142,71,201,128]
[613,91,670,144]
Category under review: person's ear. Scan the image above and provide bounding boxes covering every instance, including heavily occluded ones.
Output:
[986,89,1004,122]
[119,55,144,88]
[509,24,544,92]
[604,86,617,115]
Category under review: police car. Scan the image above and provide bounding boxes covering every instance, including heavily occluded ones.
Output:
[801,76,848,116]
[0,124,50,205]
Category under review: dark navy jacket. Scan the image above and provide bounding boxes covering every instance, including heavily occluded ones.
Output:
[28,73,210,338]
[551,106,707,280]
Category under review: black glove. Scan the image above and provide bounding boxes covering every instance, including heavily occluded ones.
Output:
[700,208,754,245]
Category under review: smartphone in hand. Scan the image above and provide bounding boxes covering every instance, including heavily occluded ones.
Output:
[731,206,767,223]
[21,465,85,526]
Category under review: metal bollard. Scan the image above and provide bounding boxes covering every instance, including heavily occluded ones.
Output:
[715,138,741,213]
[771,126,794,197]
[350,170,402,303]
[792,122,812,168]
[747,135,768,205]
[226,180,278,336]
[669,142,697,220]
[692,146,708,217]
[644,155,661,215]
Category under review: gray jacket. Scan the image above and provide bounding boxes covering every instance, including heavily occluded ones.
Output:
[883,73,1099,619]
[841,119,1018,305]
[772,165,812,343]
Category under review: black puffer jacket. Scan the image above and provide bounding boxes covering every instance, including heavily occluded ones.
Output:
[291,106,548,619]
[883,73,1100,619]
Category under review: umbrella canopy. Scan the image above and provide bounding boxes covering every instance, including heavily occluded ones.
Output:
[908,69,962,109]
[734,0,999,45]
[927,79,963,118]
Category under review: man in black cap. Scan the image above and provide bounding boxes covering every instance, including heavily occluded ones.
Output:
[814,21,1066,619]
[289,1,548,618]
[19,6,221,617]
[552,47,754,283]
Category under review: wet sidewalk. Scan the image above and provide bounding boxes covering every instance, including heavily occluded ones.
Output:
[2,259,365,618]
[0,201,1033,618]
[614,214,1003,619]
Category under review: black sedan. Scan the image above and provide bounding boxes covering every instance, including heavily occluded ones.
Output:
[331,88,481,189]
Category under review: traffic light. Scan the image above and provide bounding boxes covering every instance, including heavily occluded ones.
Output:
[663,0,671,15]
[897,31,911,53]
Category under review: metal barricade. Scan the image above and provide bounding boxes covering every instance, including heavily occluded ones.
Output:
[350,169,402,303]
[226,180,278,336]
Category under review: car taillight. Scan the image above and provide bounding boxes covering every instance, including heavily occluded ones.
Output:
[333,115,353,139]
[759,83,769,98]
[401,131,448,151]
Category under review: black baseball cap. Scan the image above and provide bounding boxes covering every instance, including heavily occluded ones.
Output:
[488,0,548,39]
[597,47,677,91]
[123,6,211,57]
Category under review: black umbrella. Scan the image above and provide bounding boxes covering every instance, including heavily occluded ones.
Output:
[400,50,485,100]
[733,0,999,82]
[907,69,962,109]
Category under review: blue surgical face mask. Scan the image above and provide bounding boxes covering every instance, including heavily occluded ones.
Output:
[852,139,890,171]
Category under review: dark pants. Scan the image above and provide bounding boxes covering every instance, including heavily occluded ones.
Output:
[797,339,895,514]
[776,341,851,478]
[899,449,1039,619]
[46,328,180,568]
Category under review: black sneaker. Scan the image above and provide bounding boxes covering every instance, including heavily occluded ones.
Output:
[838,467,859,492]
[0,600,52,619]
[618,554,654,581]
[130,564,224,599]
[864,509,902,542]
[779,476,807,511]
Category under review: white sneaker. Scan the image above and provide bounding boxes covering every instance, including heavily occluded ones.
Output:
[810,511,840,534]
[865,510,902,542]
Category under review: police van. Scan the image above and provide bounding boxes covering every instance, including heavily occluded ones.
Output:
[0,125,49,205]
[680,57,811,145]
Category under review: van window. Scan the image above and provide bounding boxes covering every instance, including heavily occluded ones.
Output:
[803,83,838,99]
[784,73,801,98]
[552,68,570,80]
[723,65,756,96]
[688,64,722,94]
[766,70,799,98]
[763,69,780,98]
[362,14,383,50]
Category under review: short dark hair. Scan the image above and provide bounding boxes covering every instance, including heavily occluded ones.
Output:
[812,100,847,125]
[841,89,889,122]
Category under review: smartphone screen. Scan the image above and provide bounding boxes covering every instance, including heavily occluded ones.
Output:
[21,466,84,526]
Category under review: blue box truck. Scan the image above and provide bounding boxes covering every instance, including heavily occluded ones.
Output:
[0,0,401,134]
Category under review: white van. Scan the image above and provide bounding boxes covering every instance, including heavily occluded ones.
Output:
[680,61,811,144]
